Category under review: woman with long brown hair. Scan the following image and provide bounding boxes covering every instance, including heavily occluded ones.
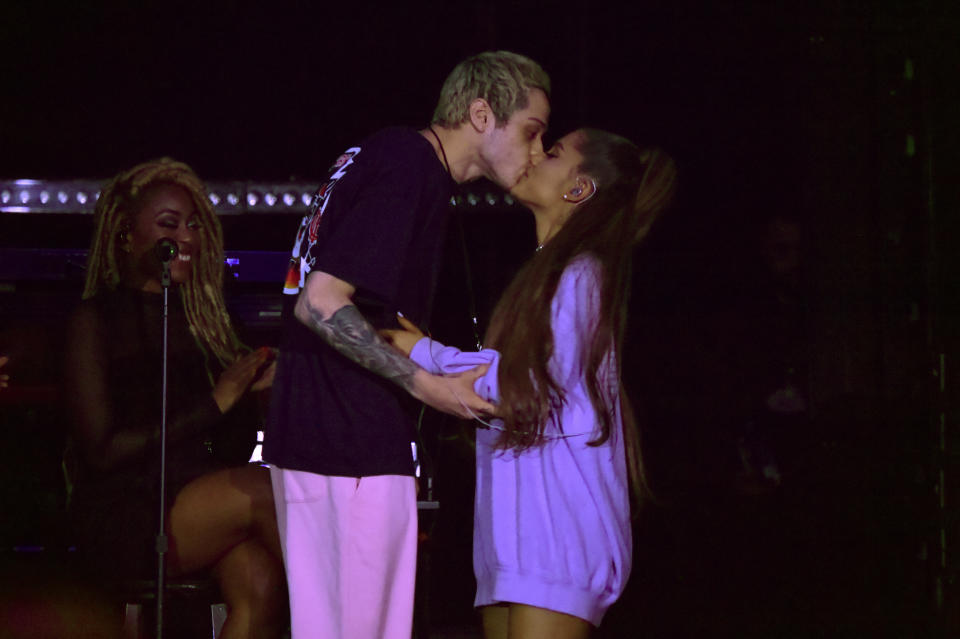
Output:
[385,128,676,638]
[65,158,285,638]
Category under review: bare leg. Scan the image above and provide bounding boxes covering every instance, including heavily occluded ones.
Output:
[167,465,281,570]
[509,604,591,639]
[481,604,509,639]
[211,539,285,639]
[166,464,285,638]
[481,603,592,639]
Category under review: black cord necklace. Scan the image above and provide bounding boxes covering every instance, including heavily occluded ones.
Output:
[427,126,451,175]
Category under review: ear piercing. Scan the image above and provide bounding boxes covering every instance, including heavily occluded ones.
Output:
[562,178,598,203]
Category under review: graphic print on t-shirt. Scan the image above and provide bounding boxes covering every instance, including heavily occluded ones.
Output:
[283,148,361,295]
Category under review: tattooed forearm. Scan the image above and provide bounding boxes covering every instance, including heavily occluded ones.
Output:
[304,302,420,391]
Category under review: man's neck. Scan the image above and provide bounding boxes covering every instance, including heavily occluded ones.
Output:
[420,125,484,185]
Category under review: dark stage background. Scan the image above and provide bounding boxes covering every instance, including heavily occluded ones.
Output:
[1,1,959,637]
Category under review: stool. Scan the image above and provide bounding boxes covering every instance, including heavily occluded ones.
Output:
[121,578,226,639]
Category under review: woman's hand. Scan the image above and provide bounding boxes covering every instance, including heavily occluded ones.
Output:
[0,355,9,389]
[212,348,274,413]
[250,352,277,392]
[380,314,426,357]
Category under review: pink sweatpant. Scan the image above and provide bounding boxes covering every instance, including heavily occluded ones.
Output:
[270,467,417,639]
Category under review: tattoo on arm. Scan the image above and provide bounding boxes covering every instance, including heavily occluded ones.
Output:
[306,303,419,391]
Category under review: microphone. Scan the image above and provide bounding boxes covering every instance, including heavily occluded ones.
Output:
[155,238,179,264]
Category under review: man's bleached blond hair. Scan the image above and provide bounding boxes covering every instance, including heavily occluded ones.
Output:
[432,51,550,128]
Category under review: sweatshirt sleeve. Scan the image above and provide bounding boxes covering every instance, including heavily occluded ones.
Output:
[410,337,502,403]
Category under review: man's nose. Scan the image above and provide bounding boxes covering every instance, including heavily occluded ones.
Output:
[529,147,546,166]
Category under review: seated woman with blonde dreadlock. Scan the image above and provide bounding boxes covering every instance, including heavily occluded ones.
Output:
[65,158,285,638]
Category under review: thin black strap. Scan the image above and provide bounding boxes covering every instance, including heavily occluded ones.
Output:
[427,126,451,175]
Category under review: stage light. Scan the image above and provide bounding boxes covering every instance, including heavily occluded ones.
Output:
[0,179,515,213]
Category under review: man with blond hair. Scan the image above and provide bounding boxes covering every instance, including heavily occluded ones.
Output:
[264,51,551,638]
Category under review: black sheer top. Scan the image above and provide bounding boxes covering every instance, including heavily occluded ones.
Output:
[64,286,257,495]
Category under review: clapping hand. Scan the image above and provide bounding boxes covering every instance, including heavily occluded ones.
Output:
[212,347,276,413]
[250,348,277,392]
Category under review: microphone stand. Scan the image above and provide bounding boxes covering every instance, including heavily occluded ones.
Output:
[155,246,175,639]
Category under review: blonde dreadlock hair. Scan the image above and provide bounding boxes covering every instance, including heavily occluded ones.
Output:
[83,158,246,374]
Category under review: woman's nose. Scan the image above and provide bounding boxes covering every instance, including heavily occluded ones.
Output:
[176,224,196,242]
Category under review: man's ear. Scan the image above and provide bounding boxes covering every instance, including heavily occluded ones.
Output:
[468,98,494,133]
[562,176,598,204]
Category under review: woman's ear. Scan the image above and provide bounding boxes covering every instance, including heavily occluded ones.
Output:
[562,176,598,204]
[468,98,493,133]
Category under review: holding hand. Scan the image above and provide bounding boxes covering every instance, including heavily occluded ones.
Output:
[212,347,276,413]
[411,366,496,420]
[380,314,425,357]
[382,314,497,420]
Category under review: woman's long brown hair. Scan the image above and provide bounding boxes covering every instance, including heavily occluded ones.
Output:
[484,129,677,500]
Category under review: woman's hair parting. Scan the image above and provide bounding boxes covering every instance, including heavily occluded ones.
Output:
[485,129,677,500]
[83,157,245,370]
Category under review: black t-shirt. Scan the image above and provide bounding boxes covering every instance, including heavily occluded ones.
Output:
[263,127,453,477]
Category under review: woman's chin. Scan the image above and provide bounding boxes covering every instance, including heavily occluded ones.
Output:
[509,192,537,211]
[507,185,529,204]
[170,264,192,284]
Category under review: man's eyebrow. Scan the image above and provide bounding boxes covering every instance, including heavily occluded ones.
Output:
[528,117,548,131]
